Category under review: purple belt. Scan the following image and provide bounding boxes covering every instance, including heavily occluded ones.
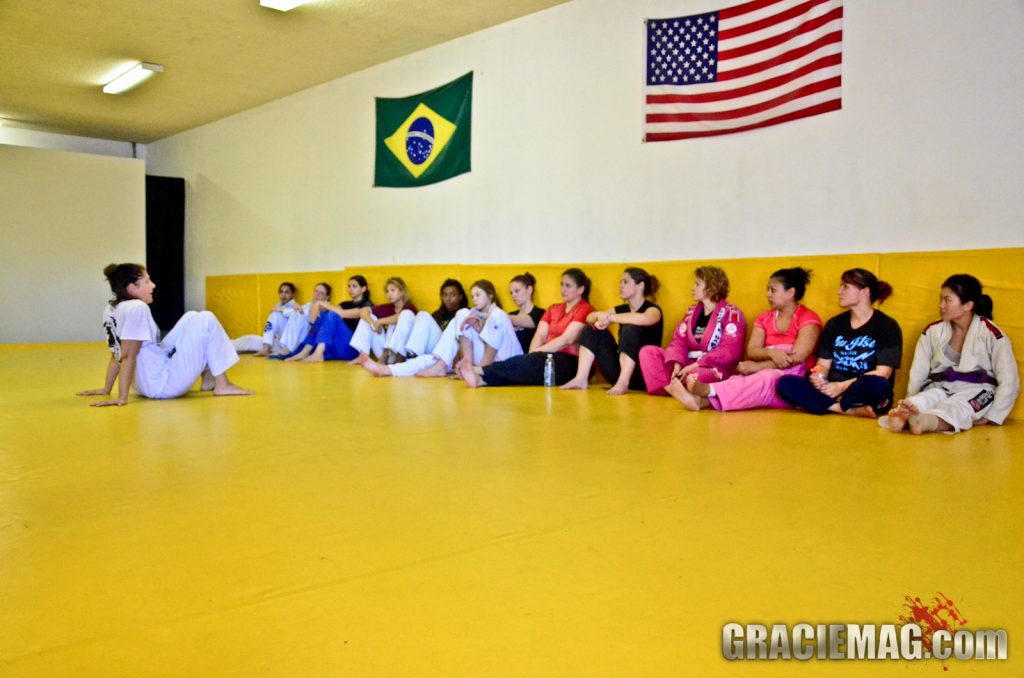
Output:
[928,367,998,386]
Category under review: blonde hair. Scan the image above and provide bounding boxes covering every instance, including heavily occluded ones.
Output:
[384,276,410,304]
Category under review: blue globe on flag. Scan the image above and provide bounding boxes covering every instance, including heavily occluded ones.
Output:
[406,117,435,165]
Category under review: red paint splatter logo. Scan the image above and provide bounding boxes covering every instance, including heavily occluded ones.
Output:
[900,592,967,669]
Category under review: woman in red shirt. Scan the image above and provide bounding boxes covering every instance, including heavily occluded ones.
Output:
[461,268,594,387]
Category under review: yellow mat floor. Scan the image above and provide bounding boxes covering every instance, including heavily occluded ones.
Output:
[1,344,1020,676]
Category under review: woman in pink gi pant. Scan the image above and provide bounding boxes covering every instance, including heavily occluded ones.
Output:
[673,267,822,412]
[639,266,746,401]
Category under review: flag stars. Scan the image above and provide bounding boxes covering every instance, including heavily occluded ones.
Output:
[647,11,719,86]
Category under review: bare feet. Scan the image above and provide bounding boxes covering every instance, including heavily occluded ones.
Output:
[908,413,941,435]
[460,364,482,388]
[414,359,447,378]
[887,400,917,432]
[685,374,711,397]
[286,346,312,362]
[201,374,216,391]
[605,383,629,395]
[213,382,253,396]
[845,405,879,419]
[362,361,392,377]
[301,354,324,363]
[559,376,590,390]
[665,378,705,411]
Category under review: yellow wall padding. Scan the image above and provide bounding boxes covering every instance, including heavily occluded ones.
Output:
[206,274,260,340]
[208,248,1024,419]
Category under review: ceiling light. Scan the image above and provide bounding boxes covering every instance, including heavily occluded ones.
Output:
[260,0,308,11]
[102,62,164,94]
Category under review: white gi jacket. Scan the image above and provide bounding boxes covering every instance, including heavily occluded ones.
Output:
[906,314,1020,425]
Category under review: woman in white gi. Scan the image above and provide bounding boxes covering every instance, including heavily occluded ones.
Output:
[363,280,521,378]
[349,277,419,364]
[78,263,250,406]
[231,281,299,355]
[886,274,1019,434]
[398,278,468,361]
[273,283,330,359]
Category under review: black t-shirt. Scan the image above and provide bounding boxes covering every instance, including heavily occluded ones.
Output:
[818,309,903,382]
[614,301,664,348]
[511,306,545,353]
[341,299,373,331]
[693,306,711,341]
[433,306,465,332]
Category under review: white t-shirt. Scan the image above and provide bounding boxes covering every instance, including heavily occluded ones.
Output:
[102,300,169,397]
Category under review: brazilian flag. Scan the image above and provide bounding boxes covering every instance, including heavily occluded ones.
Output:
[374,72,472,188]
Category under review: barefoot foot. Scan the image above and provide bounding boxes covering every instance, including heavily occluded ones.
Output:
[415,359,448,378]
[460,364,481,388]
[559,376,590,391]
[214,383,253,396]
[886,400,916,432]
[908,413,940,435]
[685,376,711,397]
[846,405,879,419]
[665,378,705,411]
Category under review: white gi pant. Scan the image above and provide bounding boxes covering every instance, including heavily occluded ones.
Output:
[232,334,264,353]
[349,310,416,359]
[404,311,444,357]
[388,309,523,377]
[140,311,240,399]
[278,312,311,352]
[232,309,307,353]
[904,382,998,433]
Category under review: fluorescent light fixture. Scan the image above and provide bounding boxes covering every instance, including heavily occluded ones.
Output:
[260,0,308,11]
[102,62,164,94]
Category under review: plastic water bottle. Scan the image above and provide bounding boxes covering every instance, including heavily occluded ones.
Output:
[543,353,555,387]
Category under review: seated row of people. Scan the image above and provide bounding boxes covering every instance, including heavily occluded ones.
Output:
[311,266,1017,435]
[85,263,1019,437]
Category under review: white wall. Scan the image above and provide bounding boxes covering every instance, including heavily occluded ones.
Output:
[145,0,1024,310]
[0,127,142,159]
[0,145,145,343]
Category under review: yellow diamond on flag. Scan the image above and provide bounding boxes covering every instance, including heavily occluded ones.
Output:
[384,103,457,179]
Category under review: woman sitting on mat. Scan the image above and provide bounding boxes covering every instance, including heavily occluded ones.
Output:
[561,267,664,395]
[364,279,522,378]
[639,266,746,400]
[460,268,595,388]
[885,274,1019,434]
[349,277,418,364]
[776,268,902,418]
[78,263,251,406]
[508,273,544,354]
[231,281,300,356]
[399,278,468,361]
[674,267,822,412]
[284,277,373,363]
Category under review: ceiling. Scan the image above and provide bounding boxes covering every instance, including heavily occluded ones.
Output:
[0,0,570,144]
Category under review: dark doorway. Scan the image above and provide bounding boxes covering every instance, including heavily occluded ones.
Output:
[146,175,185,332]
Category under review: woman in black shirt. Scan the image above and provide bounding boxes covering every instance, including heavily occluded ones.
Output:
[561,267,664,394]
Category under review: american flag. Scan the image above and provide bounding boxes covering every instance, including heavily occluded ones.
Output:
[644,0,842,142]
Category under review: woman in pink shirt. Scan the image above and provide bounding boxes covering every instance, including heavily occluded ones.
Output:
[674,267,822,411]
[461,268,595,387]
